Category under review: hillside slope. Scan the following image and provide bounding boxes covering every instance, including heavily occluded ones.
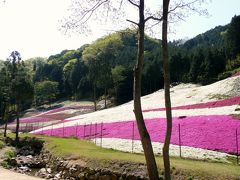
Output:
[182,25,228,50]
[32,76,240,161]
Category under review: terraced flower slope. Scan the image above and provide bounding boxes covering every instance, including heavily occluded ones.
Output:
[4,105,94,132]
[31,76,240,160]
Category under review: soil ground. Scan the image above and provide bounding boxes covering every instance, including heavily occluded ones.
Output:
[0,167,42,180]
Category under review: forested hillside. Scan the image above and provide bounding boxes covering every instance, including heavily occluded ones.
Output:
[182,25,228,50]
[170,15,240,84]
[0,60,4,69]
[1,15,240,116]
[31,29,164,105]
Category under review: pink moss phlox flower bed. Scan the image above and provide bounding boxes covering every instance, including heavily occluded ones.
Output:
[8,117,52,124]
[34,115,240,154]
[44,105,94,115]
[20,117,52,123]
[143,96,240,112]
[46,119,75,126]
[35,122,102,139]
[6,124,41,132]
[232,72,240,77]
[9,105,93,125]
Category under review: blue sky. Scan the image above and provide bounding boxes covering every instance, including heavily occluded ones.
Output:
[172,0,240,40]
[0,0,239,60]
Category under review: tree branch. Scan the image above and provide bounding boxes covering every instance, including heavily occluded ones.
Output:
[126,19,139,26]
[127,0,139,8]
[144,16,163,23]
[168,0,199,14]
[118,0,124,10]
[80,0,109,24]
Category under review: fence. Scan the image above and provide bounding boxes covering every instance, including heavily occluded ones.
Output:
[1,120,239,164]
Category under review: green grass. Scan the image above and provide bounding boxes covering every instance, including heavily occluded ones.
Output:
[31,135,240,178]
[6,133,240,179]
[0,140,5,149]
[208,93,230,100]
[34,135,145,162]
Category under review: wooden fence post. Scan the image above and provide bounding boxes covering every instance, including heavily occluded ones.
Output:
[41,123,44,135]
[62,122,65,137]
[75,123,78,138]
[83,123,86,139]
[178,124,182,158]
[95,123,97,144]
[90,123,92,140]
[51,123,53,136]
[132,122,134,153]
[236,128,239,165]
[100,122,103,147]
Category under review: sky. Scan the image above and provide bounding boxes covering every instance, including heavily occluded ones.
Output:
[0,0,239,60]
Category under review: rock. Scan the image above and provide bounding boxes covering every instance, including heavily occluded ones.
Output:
[45,173,54,179]
[46,168,52,174]
[19,166,31,172]
[9,158,17,166]
[88,174,96,180]
[54,173,61,179]
[3,141,149,180]
[78,172,85,179]
[69,167,77,173]
[88,168,96,175]
[94,172,100,179]
[111,174,118,180]
[36,168,51,178]
[99,175,112,180]
[126,174,138,180]
[39,168,47,173]
[26,155,33,159]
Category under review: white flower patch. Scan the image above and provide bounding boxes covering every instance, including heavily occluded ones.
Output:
[92,138,234,162]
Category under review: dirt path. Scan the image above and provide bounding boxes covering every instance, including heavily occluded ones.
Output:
[0,167,42,180]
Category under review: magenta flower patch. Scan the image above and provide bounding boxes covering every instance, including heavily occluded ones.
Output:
[9,105,94,125]
[232,72,240,77]
[33,115,240,154]
[143,96,240,112]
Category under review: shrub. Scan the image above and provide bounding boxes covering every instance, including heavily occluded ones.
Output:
[0,140,5,149]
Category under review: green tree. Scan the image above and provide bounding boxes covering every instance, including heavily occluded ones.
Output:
[227,15,240,58]
[69,59,88,100]
[189,48,205,82]
[34,80,59,106]
[96,52,113,108]
[6,51,34,142]
[170,52,190,83]
[85,58,100,111]
[112,65,126,102]
[0,66,11,137]
[63,58,78,98]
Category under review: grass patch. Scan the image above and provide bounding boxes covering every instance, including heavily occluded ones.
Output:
[6,133,240,179]
[208,94,230,100]
[0,140,5,149]
[1,148,16,169]
[231,114,240,120]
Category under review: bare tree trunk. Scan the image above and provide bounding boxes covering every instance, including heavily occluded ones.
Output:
[2,104,7,137]
[93,84,97,111]
[133,1,159,179]
[4,121,8,137]
[15,103,20,143]
[104,87,107,109]
[114,86,118,105]
[3,105,8,137]
[162,0,173,180]
[74,90,76,101]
